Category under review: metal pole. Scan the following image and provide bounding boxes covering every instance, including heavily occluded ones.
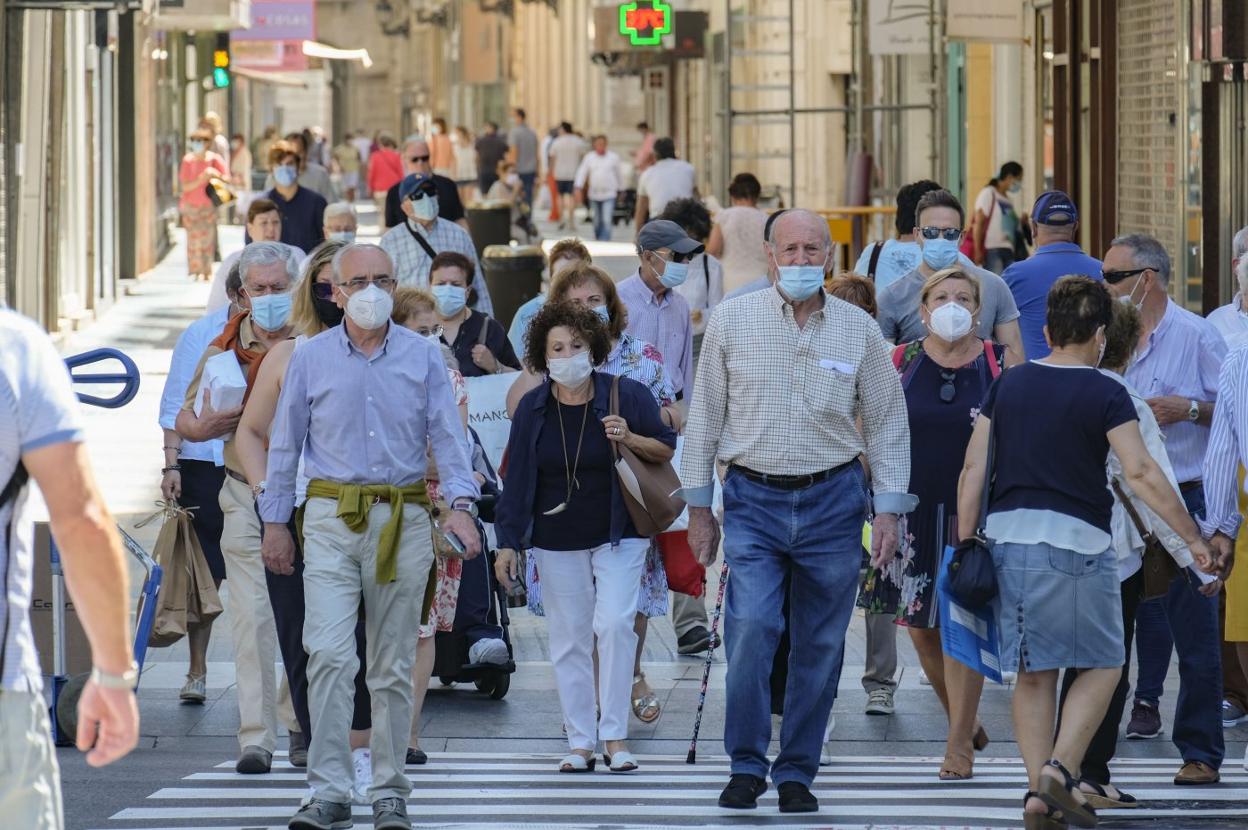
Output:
[929,0,939,179]
[724,0,732,197]
[788,0,796,207]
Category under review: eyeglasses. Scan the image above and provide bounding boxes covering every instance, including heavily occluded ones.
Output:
[409,155,431,164]
[939,368,958,404]
[1102,267,1152,285]
[919,226,963,242]
[414,325,444,338]
[336,275,397,294]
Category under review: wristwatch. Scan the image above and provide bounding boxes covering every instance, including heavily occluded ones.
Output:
[451,498,478,519]
[1188,400,1200,422]
[91,661,140,691]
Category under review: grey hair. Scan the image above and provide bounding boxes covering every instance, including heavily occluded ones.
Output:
[1110,233,1171,285]
[323,201,357,225]
[403,134,428,152]
[1234,225,1248,261]
[330,242,393,283]
[1237,249,1248,294]
[239,241,300,287]
[770,209,833,249]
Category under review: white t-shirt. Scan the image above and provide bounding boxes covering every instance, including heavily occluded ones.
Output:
[548,134,587,181]
[671,253,725,337]
[974,186,1018,251]
[638,158,696,218]
[573,151,623,201]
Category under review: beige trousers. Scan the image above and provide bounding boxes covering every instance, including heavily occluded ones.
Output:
[0,691,63,829]
[218,474,297,751]
[302,496,434,803]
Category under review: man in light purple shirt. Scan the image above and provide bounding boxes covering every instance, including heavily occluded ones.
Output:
[259,244,480,829]
[618,220,699,400]
[1105,233,1226,785]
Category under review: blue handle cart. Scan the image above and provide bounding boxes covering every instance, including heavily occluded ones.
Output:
[48,348,161,745]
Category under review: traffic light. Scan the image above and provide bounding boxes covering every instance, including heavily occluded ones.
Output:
[212,35,230,88]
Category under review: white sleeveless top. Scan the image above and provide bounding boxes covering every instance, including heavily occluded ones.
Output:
[715,206,769,295]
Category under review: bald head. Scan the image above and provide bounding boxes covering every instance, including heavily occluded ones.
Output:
[333,243,394,288]
[403,138,432,175]
[768,209,833,268]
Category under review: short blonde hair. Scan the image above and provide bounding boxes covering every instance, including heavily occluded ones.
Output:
[391,286,437,324]
[920,267,981,310]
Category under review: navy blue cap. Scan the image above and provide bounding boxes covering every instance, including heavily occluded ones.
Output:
[399,173,436,201]
[1032,190,1078,225]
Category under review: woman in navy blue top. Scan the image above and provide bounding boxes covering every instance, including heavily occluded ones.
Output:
[957,276,1213,829]
[494,302,676,775]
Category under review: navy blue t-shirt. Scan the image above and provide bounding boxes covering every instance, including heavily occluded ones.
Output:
[530,396,615,551]
[245,187,327,253]
[980,361,1137,532]
[1001,242,1103,359]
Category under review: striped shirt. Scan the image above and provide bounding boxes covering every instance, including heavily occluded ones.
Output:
[1,310,84,692]
[618,273,693,397]
[378,218,493,317]
[159,305,229,465]
[1201,342,1248,538]
[679,287,916,514]
[1125,300,1226,484]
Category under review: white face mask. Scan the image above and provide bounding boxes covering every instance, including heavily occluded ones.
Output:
[547,351,593,387]
[927,302,973,341]
[344,284,393,330]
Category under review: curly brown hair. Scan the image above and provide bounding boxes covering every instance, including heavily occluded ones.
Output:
[1101,298,1142,371]
[548,263,627,339]
[524,301,611,376]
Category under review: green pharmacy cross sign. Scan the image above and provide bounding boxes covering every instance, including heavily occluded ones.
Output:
[619,1,672,46]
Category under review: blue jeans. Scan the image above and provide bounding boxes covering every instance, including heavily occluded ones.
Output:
[1133,484,1224,767]
[984,248,1015,275]
[591,198,615,241]
[721,463,869,787]
[518,172,536,210]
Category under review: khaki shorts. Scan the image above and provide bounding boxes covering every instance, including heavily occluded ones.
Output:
[0,690,63,829]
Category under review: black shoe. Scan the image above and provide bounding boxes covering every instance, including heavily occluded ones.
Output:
[288,731,308,768]
[373,796,412,830]
[288,798,352,829]
[678,625,712,655]
[1125,700,1162,739]
[718,773,767,809]
[236,745,273,774]
[405,747,428,765]
[778,782,819,813]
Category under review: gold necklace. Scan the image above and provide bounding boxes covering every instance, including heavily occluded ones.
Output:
[542,391,591,516]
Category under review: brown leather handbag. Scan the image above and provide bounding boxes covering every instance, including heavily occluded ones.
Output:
[609,375,685,536]
[1111,479,1178,600]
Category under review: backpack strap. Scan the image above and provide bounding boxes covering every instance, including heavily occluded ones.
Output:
[0,462,30,687]
[867,241,884,280]
[982,339,1004,380]
[892,341,926,391]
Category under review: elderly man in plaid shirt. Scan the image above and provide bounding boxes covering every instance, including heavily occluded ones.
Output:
[681,209,915,814]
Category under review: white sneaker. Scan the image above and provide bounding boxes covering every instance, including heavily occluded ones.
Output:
[1001,671,1018,684]
[351,747,372,805]
[468,637,509,666]
[820,715,836,765]
[918,668,931,686]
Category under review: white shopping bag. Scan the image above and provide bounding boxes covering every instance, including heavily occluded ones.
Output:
[193,351,247,441]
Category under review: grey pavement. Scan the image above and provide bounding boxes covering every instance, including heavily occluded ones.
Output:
[49,206,1248,829]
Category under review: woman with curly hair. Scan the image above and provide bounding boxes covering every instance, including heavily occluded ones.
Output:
[494,301,677,774]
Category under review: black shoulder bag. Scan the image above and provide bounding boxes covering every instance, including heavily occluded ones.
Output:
[0,462,30,675]
[404,220,439,261]
[866,241,884,280]
[946,421,999,608]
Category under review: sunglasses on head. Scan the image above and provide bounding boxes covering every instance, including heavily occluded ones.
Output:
[939,368,958,403]
[409,155,430,163]
[919,226,962,242]
[1102,267,1151,285]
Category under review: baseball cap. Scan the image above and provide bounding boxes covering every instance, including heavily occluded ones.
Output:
[1032,190,1078,226]
[399,173,437,201]
[637,219,704,256]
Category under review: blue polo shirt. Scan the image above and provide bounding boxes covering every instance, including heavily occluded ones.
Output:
[1001,242,1103,359]
[245,187,327,253]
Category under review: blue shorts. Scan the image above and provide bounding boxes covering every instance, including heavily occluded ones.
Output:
[556,180,575,195]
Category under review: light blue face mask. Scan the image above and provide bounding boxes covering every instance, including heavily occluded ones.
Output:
[190,140,206,153]
[328,230,356,244]
[776,265,825,301]
[274,165,298,187]
[921,237,959,270]
[652,254,689,289]
[592,304,611,323]
[432,283,467,317]
[249,292,292,331]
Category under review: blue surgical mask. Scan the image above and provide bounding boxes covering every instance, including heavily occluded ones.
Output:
[328,230,356,244]
[249,292,292,331]
[652,255,689,289]
[1009,180,1022,194]
[274,165,298,187]
[592,304,611,323]
[921,237,959,270]
[190,140,206,153]
[432,284,467,317]
[411,195,439,222]
[776,265,826,302]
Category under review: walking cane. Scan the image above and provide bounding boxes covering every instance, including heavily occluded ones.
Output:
[687,563,730,764]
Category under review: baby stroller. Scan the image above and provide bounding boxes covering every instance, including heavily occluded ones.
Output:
[433,428,516,699]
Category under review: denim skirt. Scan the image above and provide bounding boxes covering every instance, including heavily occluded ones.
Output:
[991,541,1124,673]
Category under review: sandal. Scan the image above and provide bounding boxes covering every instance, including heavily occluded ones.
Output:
[938,751,974,781]
[1078,779,1138,810]
[558,752,596,773]
[1037,760,1098,828]
[1023,790,1068,830]
[631,673,661,724]
[973,724,990,752]
[604,750,639,773]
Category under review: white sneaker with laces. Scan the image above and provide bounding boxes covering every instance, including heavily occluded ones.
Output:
[351,747,372,805]
[468,637,509,666]
[820,715,837,766]
[865,688,895,715]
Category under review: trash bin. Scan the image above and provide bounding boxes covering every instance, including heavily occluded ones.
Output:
[481,244,544,333]
[465,201,513,259]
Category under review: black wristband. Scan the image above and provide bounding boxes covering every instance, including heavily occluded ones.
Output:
[162,465,182,474]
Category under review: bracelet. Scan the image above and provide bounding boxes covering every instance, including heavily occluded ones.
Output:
[163,446,181,452]
[91,662,139,691]
[162,465,182,473]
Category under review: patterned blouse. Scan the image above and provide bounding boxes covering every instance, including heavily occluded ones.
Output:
[602,332,675,408]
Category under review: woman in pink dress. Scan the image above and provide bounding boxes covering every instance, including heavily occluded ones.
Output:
[178,128,228,280]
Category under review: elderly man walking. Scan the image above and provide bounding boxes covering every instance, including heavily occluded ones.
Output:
[260,243,480,830]
[682,209,913,813]
[176,241,303,774]
[382,135,467,231]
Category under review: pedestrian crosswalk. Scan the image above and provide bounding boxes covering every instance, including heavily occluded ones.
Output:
[94,752,1248,829]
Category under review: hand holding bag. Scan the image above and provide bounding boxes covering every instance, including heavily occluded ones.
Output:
[205,175,236,207]
[1111,479,1179,600]
[141,501,222,647]
[946,419,999,608]
[609,375,686,537]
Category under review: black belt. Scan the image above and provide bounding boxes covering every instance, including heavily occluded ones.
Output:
[729,460,855,491]
[225,467,249,486]
[1179,480,1202,493]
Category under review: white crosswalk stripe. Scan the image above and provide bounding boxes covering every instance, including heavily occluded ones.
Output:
[95,752,1248,829]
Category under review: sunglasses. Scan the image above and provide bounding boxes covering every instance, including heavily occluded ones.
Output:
[409,155,431,163]
[312,282,334,299]
[1102,267,1151,285]
[919,226,962,242]
[939,368,958,404]
[407,190,435,202]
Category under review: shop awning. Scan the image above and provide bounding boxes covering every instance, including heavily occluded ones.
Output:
[231,67,310,89]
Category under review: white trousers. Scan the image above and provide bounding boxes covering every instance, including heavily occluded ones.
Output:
[0,691,62,829]
[302,497,434,803]
[533,538,648,751]
[218,474,297,751]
